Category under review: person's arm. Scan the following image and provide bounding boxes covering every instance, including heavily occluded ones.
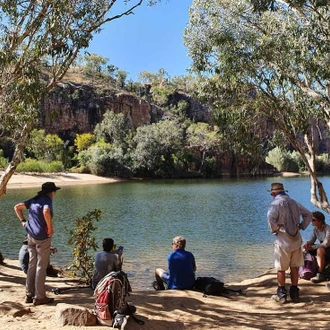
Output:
[43,206,54,237]
[298,204,312,230]
[14,203,27,227]
[193,257,197,272]
[267,204,281,234]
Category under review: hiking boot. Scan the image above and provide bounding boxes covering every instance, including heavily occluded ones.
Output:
[25,295,33,304]
[152,281,164,291]
[271,286,287,304]
[311,272,327,283]
[289,285,300,303]
[33,296,54,306]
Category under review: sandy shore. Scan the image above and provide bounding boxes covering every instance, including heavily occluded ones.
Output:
[1,259,330,330]
[3,171,329,330]
[2,172,126,190]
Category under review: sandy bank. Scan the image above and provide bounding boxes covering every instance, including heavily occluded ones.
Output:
[1,172,126,190]
[1,259,330,329]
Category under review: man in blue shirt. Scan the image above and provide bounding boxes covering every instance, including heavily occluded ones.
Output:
[154,236,196,290]
[14,182,60,306]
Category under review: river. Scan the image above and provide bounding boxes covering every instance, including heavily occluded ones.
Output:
[0,175,325,291]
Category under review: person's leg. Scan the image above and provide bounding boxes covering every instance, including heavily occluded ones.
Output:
[272,245,289,303]
[35,238,51,300]
[289,248,304,302]
[155,268,167,290]
[26,238,37,299]
[277,270,286,286]
[316,247,326,272]
[19,244,29,274]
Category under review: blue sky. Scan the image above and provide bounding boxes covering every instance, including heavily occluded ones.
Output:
[87,0,193,81]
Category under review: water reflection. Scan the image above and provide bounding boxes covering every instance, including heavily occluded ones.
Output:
[0,176,324,290]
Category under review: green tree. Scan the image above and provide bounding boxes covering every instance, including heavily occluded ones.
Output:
[0,0,163,198]
[186,122,221,173]
[132,119,184,176]
[184,0,330,211]
[26,129,65,162]
[74,133,96,153]
[81,53,110,82]
[94,110,130,149]
[138,68,175,105]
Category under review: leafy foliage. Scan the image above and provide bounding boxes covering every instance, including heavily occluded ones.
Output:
[0,0,159,197]
[0,150,8,169]
[16,158,64,173]
[66,209,103,284]
[184,0,330,210]
[132,119,185,176]
[74,133,96,153]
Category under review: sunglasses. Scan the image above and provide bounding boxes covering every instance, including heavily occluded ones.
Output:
[312,218,320,222]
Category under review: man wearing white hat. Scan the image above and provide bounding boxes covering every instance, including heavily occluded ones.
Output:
[267,182,312,303]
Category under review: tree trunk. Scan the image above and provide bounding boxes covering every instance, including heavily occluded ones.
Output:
[0,127,28,198]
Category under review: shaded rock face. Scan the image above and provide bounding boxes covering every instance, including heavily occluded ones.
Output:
[40,83,156,140]
[166,91,211,123]
[39,83,210,141]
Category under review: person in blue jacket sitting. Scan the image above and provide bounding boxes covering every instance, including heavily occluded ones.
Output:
[154,235,196,290]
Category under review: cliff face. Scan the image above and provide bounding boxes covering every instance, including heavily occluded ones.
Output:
[39,82,209,140]
[40,83,153,139]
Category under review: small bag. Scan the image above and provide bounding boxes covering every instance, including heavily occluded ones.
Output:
[194,277,226,296]
[299,252,317,280]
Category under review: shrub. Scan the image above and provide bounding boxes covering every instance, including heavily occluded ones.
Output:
[16,159,64,173]
[266,147,299,172]
[66,209,103,284]
[316,154,330,173]
[0,149,8,169]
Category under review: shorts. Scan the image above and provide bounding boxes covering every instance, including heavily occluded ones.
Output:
[274,245,304,271]
[160,271,170,284]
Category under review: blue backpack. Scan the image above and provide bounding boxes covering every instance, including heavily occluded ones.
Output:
[299,252,317,280]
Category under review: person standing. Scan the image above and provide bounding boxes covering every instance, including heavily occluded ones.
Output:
[154,235,196,290]
[267,182,312,303]
[303,211,330,283]
[14,182,60,306]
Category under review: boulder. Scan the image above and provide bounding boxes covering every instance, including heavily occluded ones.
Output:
[55,303,97,326]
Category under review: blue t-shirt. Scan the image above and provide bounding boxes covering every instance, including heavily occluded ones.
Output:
[24,195,53,240]
[168,249,196,289]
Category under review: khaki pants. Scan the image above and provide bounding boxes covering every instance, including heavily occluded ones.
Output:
[26,236,51,299]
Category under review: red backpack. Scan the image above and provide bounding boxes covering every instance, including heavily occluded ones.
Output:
[94,271,131,326]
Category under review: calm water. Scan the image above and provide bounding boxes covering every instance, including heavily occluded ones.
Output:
[0,176,324,291]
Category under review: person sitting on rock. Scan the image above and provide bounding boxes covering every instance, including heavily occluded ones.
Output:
[303,211,330,283]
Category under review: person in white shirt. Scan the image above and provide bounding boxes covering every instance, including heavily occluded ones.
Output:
[303,211,330,283]
[92,238,123,289]
[267,182,312,303]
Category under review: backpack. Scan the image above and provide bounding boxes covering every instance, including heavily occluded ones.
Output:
[93,271,132,326]
[299,252,317,280]
[194,277,226,296]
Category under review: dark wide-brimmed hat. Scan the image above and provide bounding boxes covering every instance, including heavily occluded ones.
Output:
[268,182,288,193]
[37,182,61,195]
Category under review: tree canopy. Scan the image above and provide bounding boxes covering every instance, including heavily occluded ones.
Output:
[0,0,162,197]
[184,0,330,211]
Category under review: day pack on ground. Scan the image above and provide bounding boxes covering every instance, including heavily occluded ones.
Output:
[94,270,136,327]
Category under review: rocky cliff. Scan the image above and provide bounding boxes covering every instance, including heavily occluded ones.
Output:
[39,82,209,141]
